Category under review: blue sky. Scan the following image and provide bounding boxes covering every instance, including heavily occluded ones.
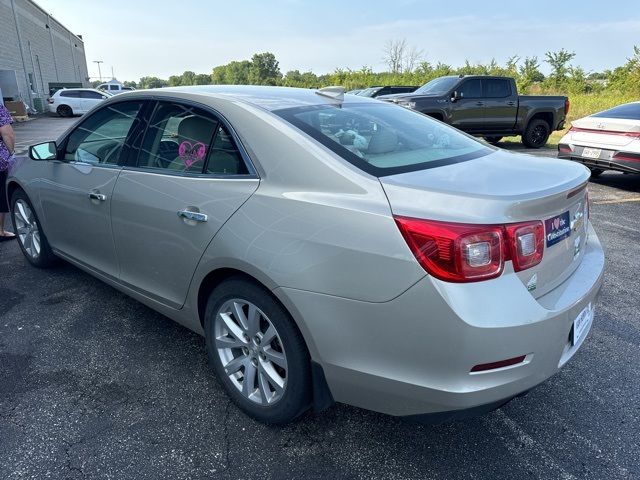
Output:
[37,0,640,82]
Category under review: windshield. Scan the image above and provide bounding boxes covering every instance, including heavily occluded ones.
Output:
[275,102,491,176]
[414,77,459,95]
[357,87,382,97]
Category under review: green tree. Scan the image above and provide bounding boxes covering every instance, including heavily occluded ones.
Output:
[225,61,252,84]
[249,52,282,85]
[179,71,197,86]
[194,73,212,85]
[211,65,228,84]
[168,75,183,87]
[607,45,640,95]
[138,76,168,89]
[517,56,544,92]
[544,49,576,90]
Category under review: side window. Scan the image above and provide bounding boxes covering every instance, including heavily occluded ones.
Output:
[484,79,511,98]
[458,79,482,99]
[60,90,79,98]
[136,102,218,174]
[206,124,249,175]
[64,101,143,165]
[80,91,104,99]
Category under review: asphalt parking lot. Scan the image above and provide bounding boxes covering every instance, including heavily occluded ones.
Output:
[1,116,639,480]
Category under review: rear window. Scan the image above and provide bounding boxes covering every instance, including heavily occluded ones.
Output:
[275,103,491,177]
[483,79,511,98]
[591,103,640,120]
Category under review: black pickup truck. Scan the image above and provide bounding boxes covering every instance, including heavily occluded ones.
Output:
[379,75,569,148]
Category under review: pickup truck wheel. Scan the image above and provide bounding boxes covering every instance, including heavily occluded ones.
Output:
[484,136,503,144]
[522,119,550,148]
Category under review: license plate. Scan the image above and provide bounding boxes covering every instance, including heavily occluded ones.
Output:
[582,147,601,159]
[572,303,593,346]
[545,211,571,247]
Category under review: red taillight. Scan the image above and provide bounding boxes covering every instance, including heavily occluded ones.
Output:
[471,355,527,372]
[394,217,544,282]
[504,221,544,272]
[47,98,54,104]
[564,98,570,115]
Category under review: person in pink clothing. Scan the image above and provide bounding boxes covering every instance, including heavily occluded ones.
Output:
[0,103,17,239]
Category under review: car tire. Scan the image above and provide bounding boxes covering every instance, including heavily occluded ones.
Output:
[589,168,604,178]
[57,105,73,117]
[484,136,503,144]
[10,189,58,268]
[204,277,312,424]
[522,119,550,148]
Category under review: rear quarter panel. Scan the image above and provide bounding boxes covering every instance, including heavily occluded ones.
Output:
[188,99,425,304]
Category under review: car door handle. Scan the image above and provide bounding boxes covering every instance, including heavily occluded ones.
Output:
[507,101,516,106]
[475,102,484,106]
[88,192,106,201]
[178,210,208,223]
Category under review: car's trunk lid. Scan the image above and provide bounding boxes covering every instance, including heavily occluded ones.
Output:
[570,116,640,147]
[379,150,590,297]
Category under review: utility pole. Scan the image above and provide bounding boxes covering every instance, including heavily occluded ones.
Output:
[111,66,115,80]
[93,60,103,81]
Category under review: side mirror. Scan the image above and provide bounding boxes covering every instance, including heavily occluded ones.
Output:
[29,141,57,161]
[451,91,463,102]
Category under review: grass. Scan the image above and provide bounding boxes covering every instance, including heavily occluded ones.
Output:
[502,92,639,147]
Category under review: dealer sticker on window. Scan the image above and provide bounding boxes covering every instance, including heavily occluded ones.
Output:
[545,211,571,247]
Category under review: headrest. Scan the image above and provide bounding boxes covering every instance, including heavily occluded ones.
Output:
[367,126,398,154]
[177,115,216,143]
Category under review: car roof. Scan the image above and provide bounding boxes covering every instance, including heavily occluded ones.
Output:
[56,88,104,93]
[142,85,379,111]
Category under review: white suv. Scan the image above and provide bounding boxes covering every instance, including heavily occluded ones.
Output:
[48,88,111,117]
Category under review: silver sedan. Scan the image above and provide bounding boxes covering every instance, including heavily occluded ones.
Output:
[6,86,604,424]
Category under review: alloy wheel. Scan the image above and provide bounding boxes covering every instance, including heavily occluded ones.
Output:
[214,299,288,405]
[14,199,41,259]
[531,125,546,146]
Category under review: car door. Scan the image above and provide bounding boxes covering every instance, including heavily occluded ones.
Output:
[110,100,259,308]
[59,90,82,113]
[37,100,145,278]
[448,78,484,131]
[481,78,518,131]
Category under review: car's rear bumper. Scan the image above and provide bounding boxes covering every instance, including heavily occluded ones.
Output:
[558,144,640,173]
[277,224,604,418]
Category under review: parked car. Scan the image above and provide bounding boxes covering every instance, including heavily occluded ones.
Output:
[48,88,111,117]
[346,89,363,95]
[379,75,569,148]
[558,101,640,176]
[358,85,418,97]
[9,85,604,424]
[97,83,135,95]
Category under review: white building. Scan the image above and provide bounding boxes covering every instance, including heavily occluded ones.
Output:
[0,0,89,111]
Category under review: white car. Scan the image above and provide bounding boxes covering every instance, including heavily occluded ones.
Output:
[558,101,640,176]
[48,88,111,117]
